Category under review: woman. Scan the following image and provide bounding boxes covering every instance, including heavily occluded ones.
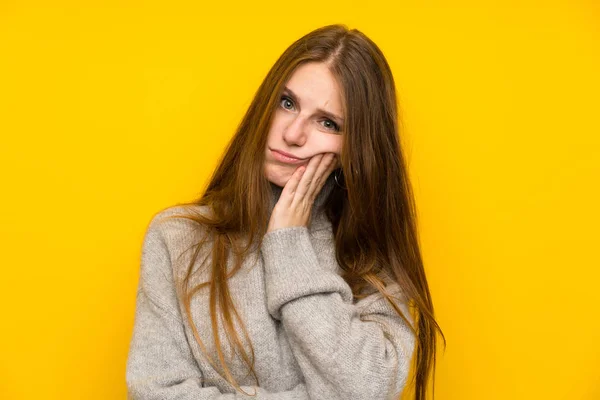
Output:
[126,24,445,400]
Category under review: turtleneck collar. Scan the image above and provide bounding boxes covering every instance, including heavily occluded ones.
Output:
[267,171,337,230]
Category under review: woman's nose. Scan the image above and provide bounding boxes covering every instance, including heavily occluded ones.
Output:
[282,116,308,146]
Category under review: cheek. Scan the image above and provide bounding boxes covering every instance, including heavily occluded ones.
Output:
[334,139,343,154]
[267,111,287,139]
[325,137,343,163]
[324,135,342,154]
[331,138,343,168]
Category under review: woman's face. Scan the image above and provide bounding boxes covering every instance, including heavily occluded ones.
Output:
[264,62,344,187]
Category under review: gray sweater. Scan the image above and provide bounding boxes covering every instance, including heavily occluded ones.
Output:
[126,174,416,399]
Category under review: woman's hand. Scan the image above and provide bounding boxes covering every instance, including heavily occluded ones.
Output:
[267,152,338,233]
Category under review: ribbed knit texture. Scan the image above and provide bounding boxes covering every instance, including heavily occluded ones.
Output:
[126,173,416,399]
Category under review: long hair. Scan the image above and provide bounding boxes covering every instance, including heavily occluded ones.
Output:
[157,24,445,400]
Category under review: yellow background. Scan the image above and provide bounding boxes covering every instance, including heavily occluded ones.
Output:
[1,1,598,399]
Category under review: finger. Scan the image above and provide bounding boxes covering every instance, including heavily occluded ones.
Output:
[327,154,340,177]
[306,153,336,200]
[333,154,342,170]
[291,154,323,207]
[280,165,306,206]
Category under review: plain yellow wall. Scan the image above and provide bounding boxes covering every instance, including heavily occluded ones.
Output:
[1,1,598,399]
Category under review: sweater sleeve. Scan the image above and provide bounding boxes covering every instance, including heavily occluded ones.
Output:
[125,218,310,400]
[260,226,416,400]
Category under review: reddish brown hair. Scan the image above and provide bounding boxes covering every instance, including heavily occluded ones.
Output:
[158,24,445,400]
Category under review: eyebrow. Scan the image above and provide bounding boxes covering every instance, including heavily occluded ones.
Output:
[282,86,345,123]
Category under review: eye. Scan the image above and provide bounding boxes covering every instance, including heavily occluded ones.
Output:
[280,95,295,110]
[322,119,341,132]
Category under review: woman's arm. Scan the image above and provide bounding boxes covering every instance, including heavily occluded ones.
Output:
[260,226,416,400]
[126,218,310,400]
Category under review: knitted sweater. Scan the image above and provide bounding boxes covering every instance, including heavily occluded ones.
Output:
[126,173,416,399]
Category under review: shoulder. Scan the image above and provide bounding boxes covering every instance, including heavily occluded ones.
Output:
[145,204,213,258]
[148,204,210,237]
[141,204,214,281]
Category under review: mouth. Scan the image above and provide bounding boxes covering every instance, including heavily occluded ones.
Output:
[270,148,308,165]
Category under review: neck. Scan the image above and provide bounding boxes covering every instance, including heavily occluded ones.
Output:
[268,172,337,229]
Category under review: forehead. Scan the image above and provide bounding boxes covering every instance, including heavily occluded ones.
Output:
[285,63,344,116]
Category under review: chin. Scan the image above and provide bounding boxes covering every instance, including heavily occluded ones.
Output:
[264,164,292,187]
[266,175,287,188]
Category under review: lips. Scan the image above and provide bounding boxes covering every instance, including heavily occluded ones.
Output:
[274,149,304,160]
[270,148,307,165]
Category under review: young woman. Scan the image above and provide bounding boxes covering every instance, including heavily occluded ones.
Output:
[126,24,445,400]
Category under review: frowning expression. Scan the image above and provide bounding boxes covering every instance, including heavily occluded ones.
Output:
[264,62,344,187]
